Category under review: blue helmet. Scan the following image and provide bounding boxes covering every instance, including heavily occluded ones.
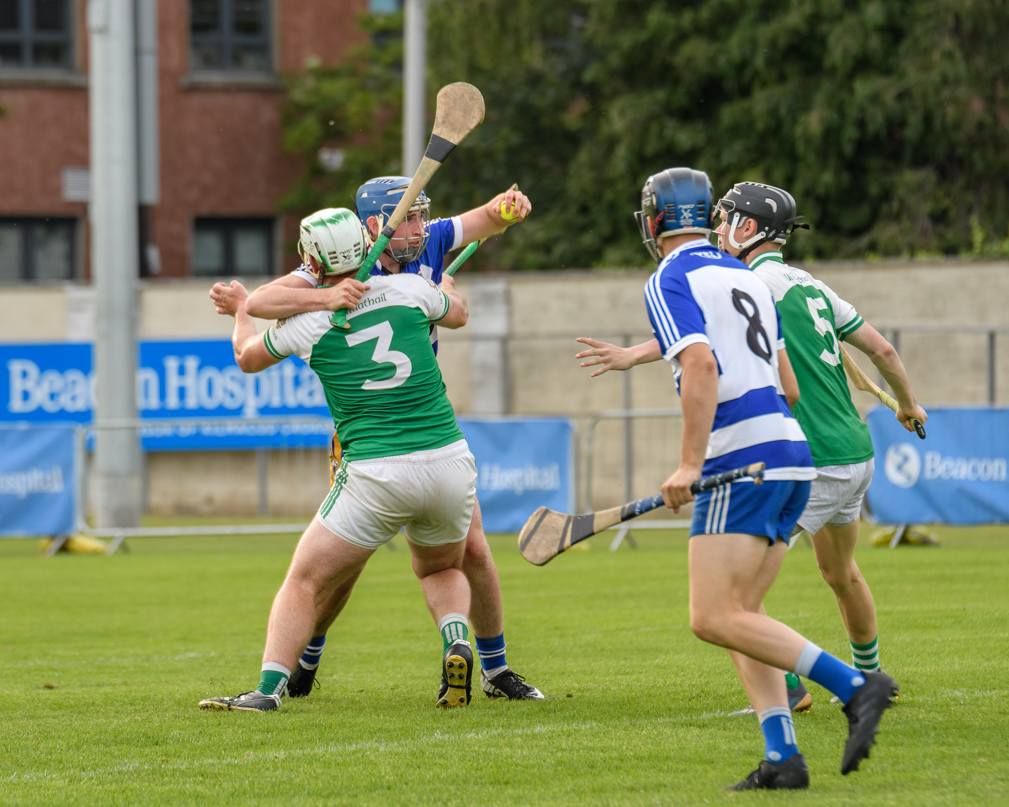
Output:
[355,176,431,264]
[634,168,713,263]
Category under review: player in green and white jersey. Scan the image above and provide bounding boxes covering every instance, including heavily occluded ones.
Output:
[214,180,545,703]
[199,208,480,712]
[714,182,927,700]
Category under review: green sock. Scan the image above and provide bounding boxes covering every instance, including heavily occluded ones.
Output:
[256,663,291,697]
[784,672,801,690]
[850,637,880,671]
[437,612,469,652]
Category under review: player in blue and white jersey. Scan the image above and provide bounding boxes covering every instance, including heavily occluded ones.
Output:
[594,168,896,790]
[216,178,545,703]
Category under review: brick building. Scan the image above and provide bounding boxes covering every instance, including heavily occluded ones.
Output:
[0,0,397,283]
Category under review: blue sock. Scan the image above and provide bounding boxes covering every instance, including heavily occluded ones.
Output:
[300,635,326,670]
[758,707,799,763]
[794,641,866,704]
[475,634,507,675]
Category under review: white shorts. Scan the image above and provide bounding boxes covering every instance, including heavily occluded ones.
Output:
[318,439,477,550]
[795,458,874,537]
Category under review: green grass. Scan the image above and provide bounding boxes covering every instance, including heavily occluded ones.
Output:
[2,524,1008,805]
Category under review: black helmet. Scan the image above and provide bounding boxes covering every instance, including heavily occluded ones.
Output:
[716,182,809,259]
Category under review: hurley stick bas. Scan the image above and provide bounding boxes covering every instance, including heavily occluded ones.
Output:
[840,346,925,439]
[332,82,485,328]
[518,461,766,566]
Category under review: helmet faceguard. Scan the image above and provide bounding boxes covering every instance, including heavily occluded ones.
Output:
[635,168,714,264]
[355,176,431,265]
[716,182,809,261]
[297,207,370,281]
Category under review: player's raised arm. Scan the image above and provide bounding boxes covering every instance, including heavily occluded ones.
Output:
[209,280,280,373]
[456,185,532,244]
[246,207,372,320]
[246,270,369,320]
[575,337,662,377]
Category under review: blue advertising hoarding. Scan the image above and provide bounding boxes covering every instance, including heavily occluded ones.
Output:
[0,423,77,536]
[1,340,332,450]
[865,407,1009,524]
[459,417,574,534]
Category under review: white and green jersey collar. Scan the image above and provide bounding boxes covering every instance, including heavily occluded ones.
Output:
[747,250,785,270]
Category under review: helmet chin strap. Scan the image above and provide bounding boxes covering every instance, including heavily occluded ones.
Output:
[726,212,766,263]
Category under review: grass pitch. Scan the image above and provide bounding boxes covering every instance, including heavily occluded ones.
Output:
[2,524,1008,805]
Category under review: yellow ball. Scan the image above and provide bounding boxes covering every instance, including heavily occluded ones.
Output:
[499,200,520,222]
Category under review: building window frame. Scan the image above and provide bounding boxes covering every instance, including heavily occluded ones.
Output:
[0,216,77,283]
[188,0,273,77]
[0,0,74,71]
[369,0,403,12]
[191,217,275,278]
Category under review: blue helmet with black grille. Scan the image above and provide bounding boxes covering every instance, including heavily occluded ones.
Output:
[634,168,713,263]
[355,176,431,264]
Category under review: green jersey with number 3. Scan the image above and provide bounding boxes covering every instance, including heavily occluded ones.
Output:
[751,251,873,466]
[263,274,463,462]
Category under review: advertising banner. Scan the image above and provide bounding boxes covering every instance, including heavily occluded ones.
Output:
[0,424,77,536]
[459,417,575,534]
[1,341,332,450]
[865,407,1009,524]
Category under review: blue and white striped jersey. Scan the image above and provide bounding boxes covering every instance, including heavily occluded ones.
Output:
[645,239,815,481]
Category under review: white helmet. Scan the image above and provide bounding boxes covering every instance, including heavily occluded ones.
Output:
[297,207,370,277]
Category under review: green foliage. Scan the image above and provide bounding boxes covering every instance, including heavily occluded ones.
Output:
[3,526,1009,804]
[277,11,405,218]
[279,1,1009,268]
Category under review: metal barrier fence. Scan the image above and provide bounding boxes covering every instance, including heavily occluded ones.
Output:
[68,416,334,554]
[583,409,690,548]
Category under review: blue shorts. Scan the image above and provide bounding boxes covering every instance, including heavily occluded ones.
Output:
[690,479,811,544]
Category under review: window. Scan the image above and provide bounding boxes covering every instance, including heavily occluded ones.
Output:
[0,218,75,281]
[0,0,72,68]
[192,218,273,277]
[190,0,271,73]
[369,0,403,12]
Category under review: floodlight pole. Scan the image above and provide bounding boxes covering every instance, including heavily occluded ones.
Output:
[402,0,427,175]
[88,0,142,527]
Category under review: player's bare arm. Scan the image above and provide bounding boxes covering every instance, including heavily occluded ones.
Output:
[437,275,469,329]
[575,337,662,377]
[457,186,532,244]
[210,280,281,374]
[844,323,927,430]
[661,343,719,512]
[245,273,369,320]
[777,348,800,408]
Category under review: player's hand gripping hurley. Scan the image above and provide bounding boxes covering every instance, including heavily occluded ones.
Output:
[332,82,485,328]
[518,462,766,566]
[840,346,925,438]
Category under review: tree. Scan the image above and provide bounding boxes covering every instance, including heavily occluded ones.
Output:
[277,12,404,219]
[279,1,1009,268]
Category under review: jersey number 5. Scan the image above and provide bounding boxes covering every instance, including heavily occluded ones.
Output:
[345,321,412,390]
[805,297,841,366]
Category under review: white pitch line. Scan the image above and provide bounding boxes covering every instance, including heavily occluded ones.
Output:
[7,689,1006,784]
[6,714,699,784]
